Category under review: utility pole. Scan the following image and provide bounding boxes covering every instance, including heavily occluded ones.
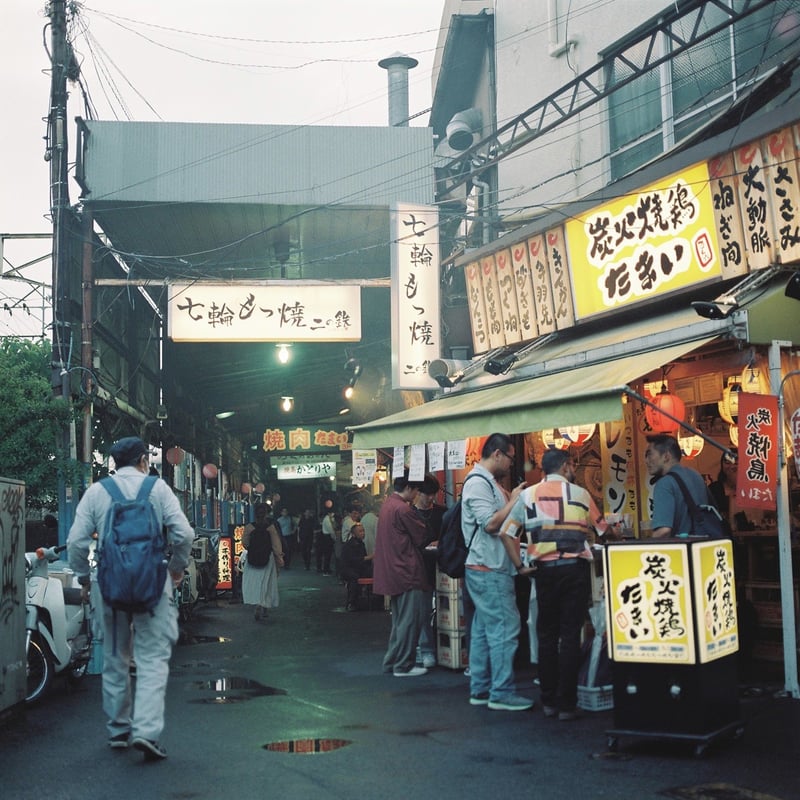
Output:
[47,0,75,544]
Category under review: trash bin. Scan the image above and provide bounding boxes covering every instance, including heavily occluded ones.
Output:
[603,538,743,756]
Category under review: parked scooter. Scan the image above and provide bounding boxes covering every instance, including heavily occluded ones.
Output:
[25,545,93,704]
[175,529,219,622]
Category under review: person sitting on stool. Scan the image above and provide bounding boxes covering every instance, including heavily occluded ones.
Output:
[339,523,373,610]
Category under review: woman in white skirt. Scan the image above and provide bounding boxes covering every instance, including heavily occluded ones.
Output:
[242,503,284,620]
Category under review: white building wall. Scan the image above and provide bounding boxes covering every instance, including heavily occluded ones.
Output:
[494,0,666,224]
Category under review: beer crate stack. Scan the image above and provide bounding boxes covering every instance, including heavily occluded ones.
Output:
[435,569,467,669]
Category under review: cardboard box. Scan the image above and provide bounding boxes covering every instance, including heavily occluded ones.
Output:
[437,630,468,670]
[436,590,465,631]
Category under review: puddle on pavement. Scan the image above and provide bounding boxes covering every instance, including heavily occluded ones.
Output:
[188,676,287,704]
[263,738,352,754]
[179,633,231,646]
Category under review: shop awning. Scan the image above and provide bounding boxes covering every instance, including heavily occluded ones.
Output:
[351,306,732,448]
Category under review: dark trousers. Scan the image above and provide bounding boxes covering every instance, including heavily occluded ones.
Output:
[534,560,590,712]
[316,533,333,573]
[299,533,314,570]
[282,536,294,568]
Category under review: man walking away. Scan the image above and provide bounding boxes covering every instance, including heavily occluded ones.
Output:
[462,433,532,710]
[67,437,194,761]
[502,448,614,721]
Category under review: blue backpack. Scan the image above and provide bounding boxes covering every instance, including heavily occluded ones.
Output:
[97,475,167,615]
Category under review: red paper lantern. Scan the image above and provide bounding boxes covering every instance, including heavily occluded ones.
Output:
[165,446,184,465]
[202,463,218,480]
[645,386,685,434]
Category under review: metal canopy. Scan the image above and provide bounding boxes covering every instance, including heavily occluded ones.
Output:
[75,120,436,454]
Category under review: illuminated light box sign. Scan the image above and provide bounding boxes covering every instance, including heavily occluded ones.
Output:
[605,543,696,665]
[566,162,721,319]
[390,203,441,390]
[276,462,336,480]
[260,426,352,454]
[691,540,739,664]
[168,284,361,342]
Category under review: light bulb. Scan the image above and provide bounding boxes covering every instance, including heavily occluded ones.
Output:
[281,396,293,412]
[277,344,290,364]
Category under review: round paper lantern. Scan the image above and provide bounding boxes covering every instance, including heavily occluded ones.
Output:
[718,382,741,425]
[202,463,218,480]
[254,482,266,494]
[645,386,685,434]
[558,424,597,446]
[165,446,184,465]
[729,424,739,447]
[241,482,252,494]
[678,434,705,459]
[541,429,571,450]
[324,499,333,508]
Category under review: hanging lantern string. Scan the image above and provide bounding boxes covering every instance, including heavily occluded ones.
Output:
[624,388,736,460]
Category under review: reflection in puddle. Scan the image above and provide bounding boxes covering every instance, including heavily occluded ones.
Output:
[264,738,352,754]
[188,676,286,704]
[179,633,231,646]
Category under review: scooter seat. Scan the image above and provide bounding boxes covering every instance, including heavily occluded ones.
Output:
[63,587,84,606]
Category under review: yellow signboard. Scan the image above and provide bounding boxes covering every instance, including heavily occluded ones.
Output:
[566,163,722,319]
[605,544,696,664]
[691,540,739,663]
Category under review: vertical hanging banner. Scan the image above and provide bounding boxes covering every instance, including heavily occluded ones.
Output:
[736,392,778,510]
[446,440,467,470]
[392,446,405,478]
[408,444,426,481]
[390,204,441,389]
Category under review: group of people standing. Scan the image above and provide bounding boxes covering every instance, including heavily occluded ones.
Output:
[372,429,725,722]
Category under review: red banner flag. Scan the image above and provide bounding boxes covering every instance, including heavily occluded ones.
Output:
[736,392,778,510]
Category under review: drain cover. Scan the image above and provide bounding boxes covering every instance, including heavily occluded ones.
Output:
[263,738,352,754]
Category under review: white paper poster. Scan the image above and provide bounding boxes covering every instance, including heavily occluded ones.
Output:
[408,444,426,481]
[427,442,445,472]
[352,449,377,485]
[447,440,467,470]
[393,446,405,478]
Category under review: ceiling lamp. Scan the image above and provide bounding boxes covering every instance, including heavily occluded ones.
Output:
[215,410,235,420]
[281,396,293,412]
[558,424,596,446]
[645,384,685,434]
[276,343,292,364]
[541,429,571,450]
[718,379,741,425]
[678,434,705,459]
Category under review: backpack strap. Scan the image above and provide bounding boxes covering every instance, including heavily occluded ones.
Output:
[663,471,700,535]
[100,476,125,503]
[462,472,496,550]
[135,474,158,502]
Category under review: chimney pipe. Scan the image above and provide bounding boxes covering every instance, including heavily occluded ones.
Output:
[378,52,418,127]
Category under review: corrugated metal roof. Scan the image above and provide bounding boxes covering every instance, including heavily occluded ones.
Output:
[81,120,434,207]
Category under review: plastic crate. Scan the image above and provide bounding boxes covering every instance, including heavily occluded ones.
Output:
[577,684,614,712]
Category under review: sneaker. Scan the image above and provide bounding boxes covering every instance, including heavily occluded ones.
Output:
[393,666,428,677]
[542,705,558,718]
[488,694,534,711]
[108,733,130,749]
[469,692,490,706]
[558,709,579,721]
[421,653,436,669]
[132,737,167,761]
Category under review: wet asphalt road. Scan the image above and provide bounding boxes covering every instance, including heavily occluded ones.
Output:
[1,567,798,800]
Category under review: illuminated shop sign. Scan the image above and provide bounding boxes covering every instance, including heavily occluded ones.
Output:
[167,284,361,342]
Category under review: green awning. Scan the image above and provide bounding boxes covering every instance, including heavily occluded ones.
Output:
[351,337,718,448]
